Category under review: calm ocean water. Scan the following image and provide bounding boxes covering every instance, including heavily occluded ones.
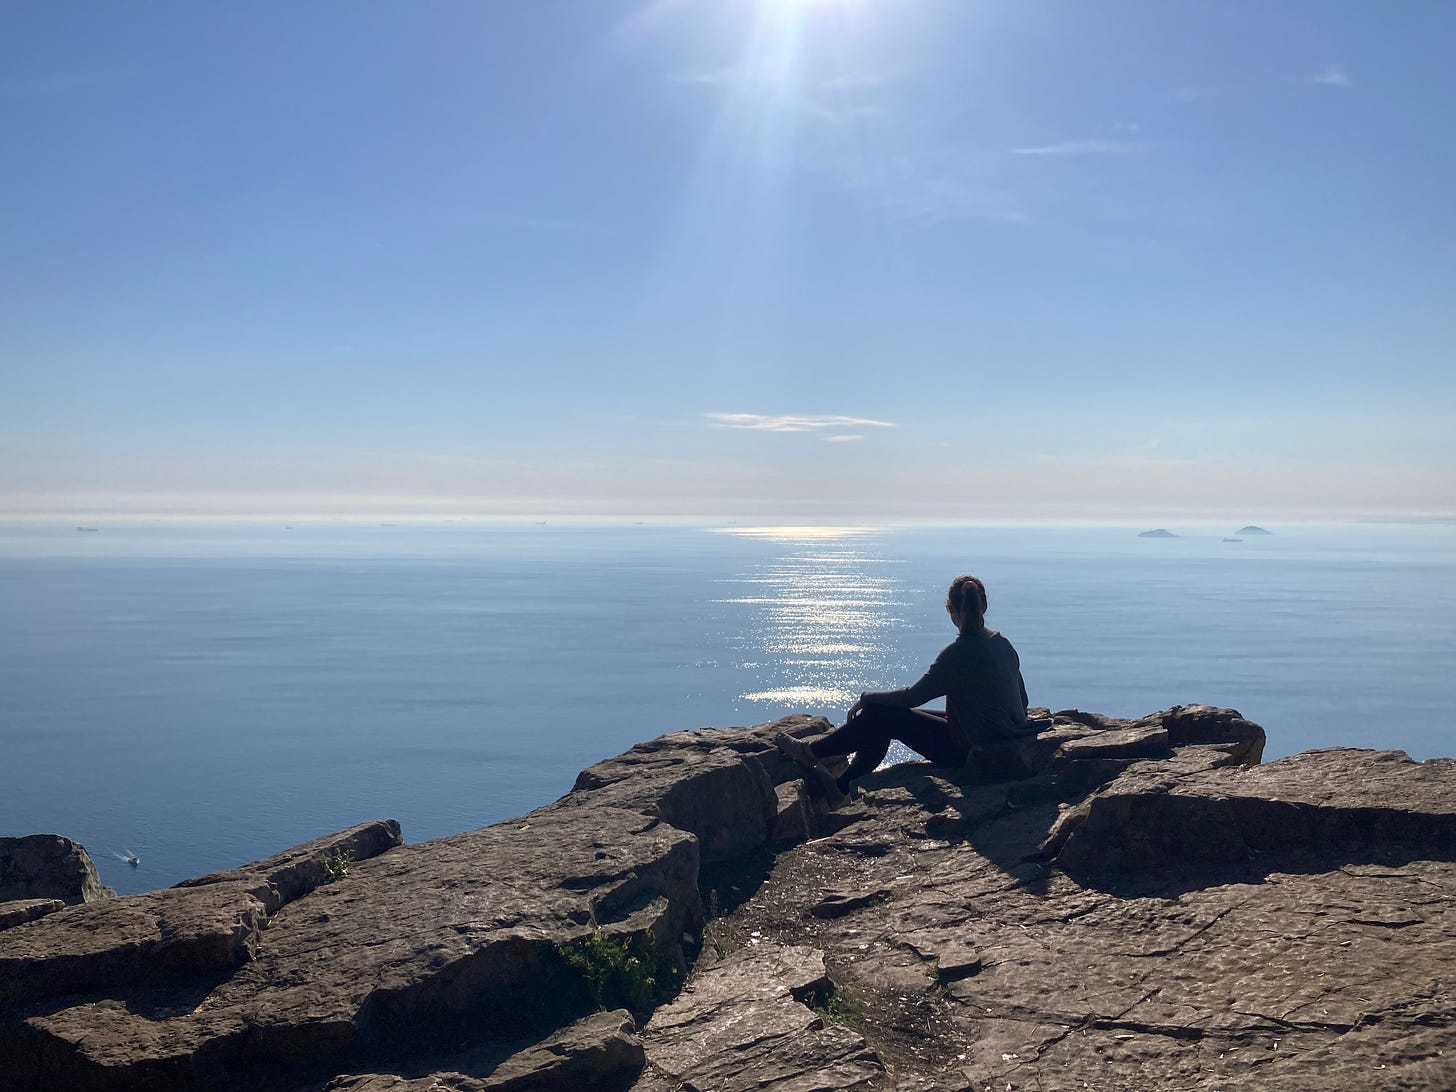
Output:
[2,521,1453,895]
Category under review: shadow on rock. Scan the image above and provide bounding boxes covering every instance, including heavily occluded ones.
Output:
[1046,748,1456,897]
[856,763,1065,897]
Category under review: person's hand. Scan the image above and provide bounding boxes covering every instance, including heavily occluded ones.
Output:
[846,694,865,720]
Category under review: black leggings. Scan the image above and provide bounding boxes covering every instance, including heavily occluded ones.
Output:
[811,705,969,792]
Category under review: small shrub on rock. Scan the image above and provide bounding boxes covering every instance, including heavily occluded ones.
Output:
[564,930,670,1012]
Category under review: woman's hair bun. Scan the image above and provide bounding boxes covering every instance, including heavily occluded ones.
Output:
[948,575,987,617]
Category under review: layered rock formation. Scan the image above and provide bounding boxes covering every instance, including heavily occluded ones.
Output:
[0,834,113,907]
[2,706,1452,1091]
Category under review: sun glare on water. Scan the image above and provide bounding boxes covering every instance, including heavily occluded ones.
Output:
[714,525,871,541]
[720,525,903,713]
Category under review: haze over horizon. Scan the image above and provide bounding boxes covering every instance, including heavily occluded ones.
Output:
[4,1,1453,523]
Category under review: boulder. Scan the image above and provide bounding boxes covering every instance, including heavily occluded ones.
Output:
[0,834,112,905]
[770,780,814,844]
[1160,703,1266,764]
[1041,705,1264,801]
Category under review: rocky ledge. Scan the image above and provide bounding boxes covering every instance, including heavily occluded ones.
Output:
[1,706,1452,1091]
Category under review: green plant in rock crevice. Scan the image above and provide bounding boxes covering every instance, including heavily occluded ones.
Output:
[701,888,743,960]
[564,930,678,1013]
[320,847,355,883]
[810,983,857,1025]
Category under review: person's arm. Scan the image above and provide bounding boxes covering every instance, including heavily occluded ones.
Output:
[1011,642,1028,713]
[848,645,953,718]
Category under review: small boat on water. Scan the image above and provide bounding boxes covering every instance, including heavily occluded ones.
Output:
[113,850,140,868]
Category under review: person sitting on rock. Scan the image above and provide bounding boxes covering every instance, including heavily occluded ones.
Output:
[777,575,1044,806]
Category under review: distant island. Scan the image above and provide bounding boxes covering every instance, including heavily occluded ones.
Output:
[1222,537,1243,543]
[1236,525,1273,535]
[1137,528,1177,538]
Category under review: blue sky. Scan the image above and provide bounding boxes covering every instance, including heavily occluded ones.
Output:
[3,0,1453,521]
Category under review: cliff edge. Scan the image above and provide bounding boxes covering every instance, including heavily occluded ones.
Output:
[2,707,1452,1090]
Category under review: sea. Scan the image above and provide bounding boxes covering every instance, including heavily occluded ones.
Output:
[2,520,1453,896]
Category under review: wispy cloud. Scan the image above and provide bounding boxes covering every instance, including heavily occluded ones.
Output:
[823,434,864,443]
[804,118,1031,226]
[665,66,747,87]
[1011,140,1144,157]
[705,413,895,434]
[1174,64,1354,101]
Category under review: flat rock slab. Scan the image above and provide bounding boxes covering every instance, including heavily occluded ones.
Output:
[1052,747,1456,875]
[1055,723,1169,763]
[177,819,402,913]
[0,821,402,1009]
[0,881,269,1006]
[892,926,982,983]
[0,899,63,931]
[2,807,699,1091]
[325,1010,645,1092]
[632,943,883,1091]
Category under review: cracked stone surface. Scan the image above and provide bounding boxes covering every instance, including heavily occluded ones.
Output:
[3,707,1451,1092]
[0,900,64,932]
[630,943,884,1091]
[0,808,698,1091]
[0,834,112,906]
[323,1010,646,1092]
[0,821,403,1009]
[698,713,1455,1090]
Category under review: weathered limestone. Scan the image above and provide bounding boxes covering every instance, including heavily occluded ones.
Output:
[175,819,403,912]
[0,820,403,1009]
[325,1010,646,1092]
[630,944,883,1091]
[561,714,831,862]
[702,728,1455,1090]
[0,834,112,905]
[1,807,696,1090]
[0,880,269,1006]
[1048,747,1456,875]
[3,706,1451,1091]
[0,899,63,931]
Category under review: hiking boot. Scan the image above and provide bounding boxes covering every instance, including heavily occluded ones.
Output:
[774,733,819,768]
